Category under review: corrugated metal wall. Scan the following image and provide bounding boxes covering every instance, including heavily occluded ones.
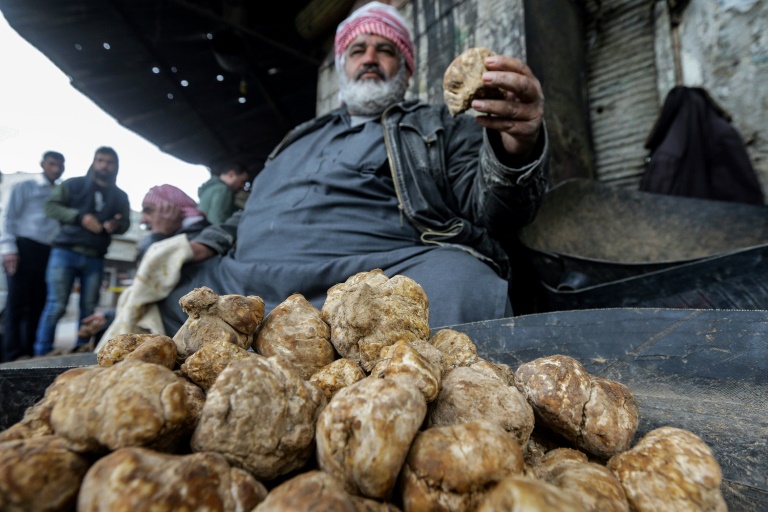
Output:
[584,0,660,187]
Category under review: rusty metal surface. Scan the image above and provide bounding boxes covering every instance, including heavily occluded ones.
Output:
[453,308,768,511]
[519,179,768,264]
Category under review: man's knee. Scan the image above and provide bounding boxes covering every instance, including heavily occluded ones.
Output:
[393,248,509,326]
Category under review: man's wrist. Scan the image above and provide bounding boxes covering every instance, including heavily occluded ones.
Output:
[190,241,216,262]
[488,129,544,168]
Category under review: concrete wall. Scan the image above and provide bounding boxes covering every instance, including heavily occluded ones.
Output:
[525,0,594,184]
[674,0,768,199]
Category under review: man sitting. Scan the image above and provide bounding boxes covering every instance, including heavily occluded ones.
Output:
[158,1,548,332]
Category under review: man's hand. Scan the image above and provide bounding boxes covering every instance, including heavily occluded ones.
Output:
[2,253,18,276]
[190,242,215,262]
[78,311,107,338]
[150,202,183,236]
[81,311,106,327]
[103,214,123,234]
[471,55,544,158]
[81,213,103,234]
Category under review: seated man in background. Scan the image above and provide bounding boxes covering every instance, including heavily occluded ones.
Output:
[157,1,548,333]
[198,161,251,224]
[137,184,209,262]
[79,184,209,344]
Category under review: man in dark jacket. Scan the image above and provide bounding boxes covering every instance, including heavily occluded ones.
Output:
[158,1,548,332]
[34,146,130,356]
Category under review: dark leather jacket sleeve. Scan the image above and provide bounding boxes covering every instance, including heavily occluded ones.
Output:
[382,101,548,276]
[192,101,549,277]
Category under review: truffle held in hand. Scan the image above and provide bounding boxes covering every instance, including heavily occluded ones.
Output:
[443,47,505,116]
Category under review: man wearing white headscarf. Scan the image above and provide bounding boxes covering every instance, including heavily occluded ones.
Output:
[158,1,548,332]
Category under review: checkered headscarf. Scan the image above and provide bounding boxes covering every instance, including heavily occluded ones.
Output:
[142,184,204,220]
[334,2,414,75]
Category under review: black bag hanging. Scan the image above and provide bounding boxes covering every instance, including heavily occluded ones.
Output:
[640,86,764,205]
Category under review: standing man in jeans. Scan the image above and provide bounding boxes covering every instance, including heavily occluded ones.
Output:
[0,151,65,362]
[34,146,130,356]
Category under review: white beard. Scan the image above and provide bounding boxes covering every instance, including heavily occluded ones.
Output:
[339,64,409,116]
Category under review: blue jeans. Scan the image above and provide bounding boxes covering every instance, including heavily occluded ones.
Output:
[34,248,104,356]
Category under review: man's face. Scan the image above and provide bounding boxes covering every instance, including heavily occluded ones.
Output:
[91,152,118,180]
[339,34,410,116]
[222,170,249,192]
[41,156,64,184]
[343,34,401,83]
[140,204,156,229]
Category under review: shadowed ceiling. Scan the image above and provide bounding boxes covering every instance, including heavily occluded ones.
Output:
[0,0,357,174]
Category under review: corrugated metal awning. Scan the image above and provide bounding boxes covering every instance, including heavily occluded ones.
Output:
[0,0,325,174]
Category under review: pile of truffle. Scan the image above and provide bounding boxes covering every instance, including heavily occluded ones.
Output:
[0,269,727,511]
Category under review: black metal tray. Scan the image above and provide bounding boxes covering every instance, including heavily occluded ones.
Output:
[517,179,768,312]
[1,309,765,510]
[454,308,767,511]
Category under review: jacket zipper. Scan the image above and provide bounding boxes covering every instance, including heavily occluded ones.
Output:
[381,104,431,233]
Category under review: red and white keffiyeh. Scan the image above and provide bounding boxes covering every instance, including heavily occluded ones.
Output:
[334,2,414,74]
[142,184,204,220]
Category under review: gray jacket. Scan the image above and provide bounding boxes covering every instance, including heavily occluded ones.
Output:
[193,100,548,277]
